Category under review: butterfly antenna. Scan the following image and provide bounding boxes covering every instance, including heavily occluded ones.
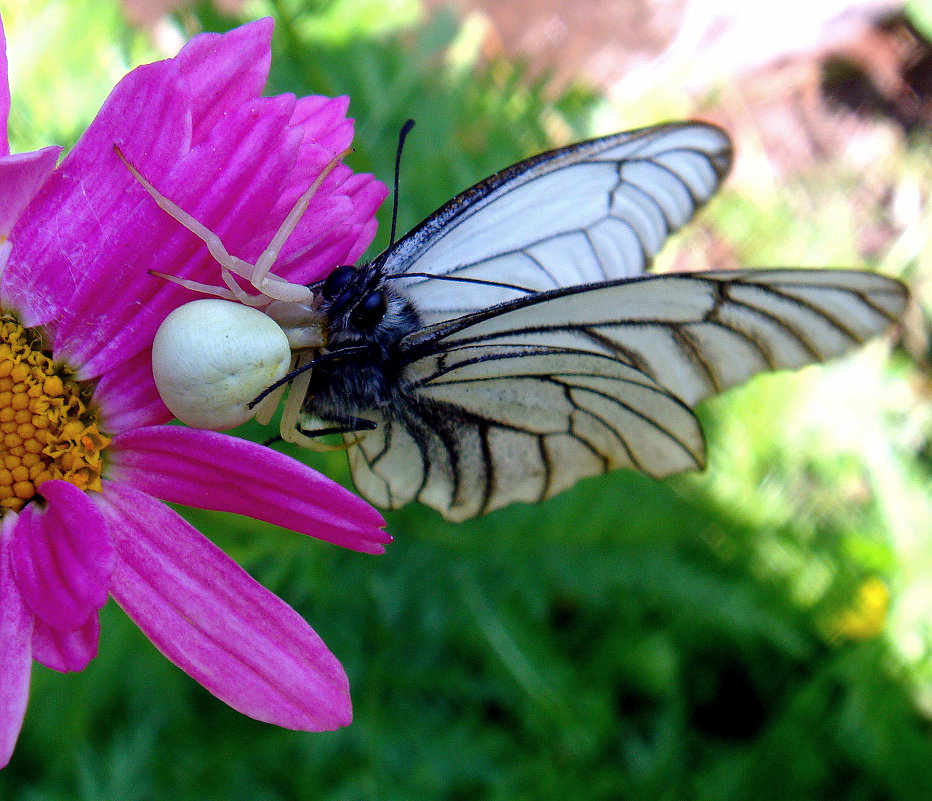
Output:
[389,272,540,293]
[389,118,416,247]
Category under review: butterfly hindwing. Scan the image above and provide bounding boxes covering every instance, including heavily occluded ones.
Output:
[348,346,705,520]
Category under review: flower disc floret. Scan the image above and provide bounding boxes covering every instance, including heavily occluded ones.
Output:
[0,316,109,511]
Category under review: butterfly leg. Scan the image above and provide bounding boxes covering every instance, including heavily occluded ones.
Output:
[263,416,374,449]
[287,416,376,452]
[281,415,376,452]
[298,417,378,438]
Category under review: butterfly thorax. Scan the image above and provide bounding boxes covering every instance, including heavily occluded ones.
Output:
[302,264,422,421]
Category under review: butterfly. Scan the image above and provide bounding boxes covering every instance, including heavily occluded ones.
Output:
[130,122,909,522]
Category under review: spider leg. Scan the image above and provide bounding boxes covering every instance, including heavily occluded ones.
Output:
[250,147,352,292]
[148,270,242,302]
[148,268,272,307]
[115,145,245,274]
[114,144,314,304]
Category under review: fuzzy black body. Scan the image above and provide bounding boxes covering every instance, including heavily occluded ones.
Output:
[302,263,422,428]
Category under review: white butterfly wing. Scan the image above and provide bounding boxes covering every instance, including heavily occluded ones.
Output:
[404,269,907,406]
[347,269,906,520]
[348,347,706,520]
[380,122,732,324]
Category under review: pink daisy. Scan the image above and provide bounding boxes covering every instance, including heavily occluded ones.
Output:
[0,16,390,768]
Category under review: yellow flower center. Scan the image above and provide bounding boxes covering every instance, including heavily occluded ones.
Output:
[0,315,110,512]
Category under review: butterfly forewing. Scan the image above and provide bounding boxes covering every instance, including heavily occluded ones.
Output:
[401,269,907,406]
[381,122,732,324]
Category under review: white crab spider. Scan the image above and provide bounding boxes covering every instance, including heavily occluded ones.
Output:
[116,145,349,441]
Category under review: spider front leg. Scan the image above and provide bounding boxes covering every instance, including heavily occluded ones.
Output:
[114,144,349,305]
[249,147,353,294]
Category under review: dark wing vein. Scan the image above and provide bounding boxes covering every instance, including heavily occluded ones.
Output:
[716,281,863,358]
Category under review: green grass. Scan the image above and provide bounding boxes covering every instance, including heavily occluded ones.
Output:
[3,0,932,798]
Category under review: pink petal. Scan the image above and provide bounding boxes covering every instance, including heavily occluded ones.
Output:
[175,18,274,146]
[0,146,62,238]
[0,513,34,770]
[2,60,191,331]
[31,613,99,673]
[341,171,390,259]
[55,94,303,378]
[228,94,386,286]
[291,95,353,147]
[100,481,352,731]
[5,19,384,383]
[274,166,388,284]
[107,426,390,554]
[92,348,172,434]
[2,21,277,344]
[0,16,8,157]
[10,480,114,631]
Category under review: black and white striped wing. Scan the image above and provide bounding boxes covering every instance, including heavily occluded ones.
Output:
[346,269,906,520]
[347,347,705,521]
[380,122,732,324]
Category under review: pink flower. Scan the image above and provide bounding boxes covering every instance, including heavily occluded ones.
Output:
[0,17,390,768]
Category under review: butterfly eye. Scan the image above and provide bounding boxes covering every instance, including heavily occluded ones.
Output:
[351,291,387,329]
[321,265,355,300]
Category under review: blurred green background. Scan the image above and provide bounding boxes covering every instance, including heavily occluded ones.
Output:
[4,0,932,798]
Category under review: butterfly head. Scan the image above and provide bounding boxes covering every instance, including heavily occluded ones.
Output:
[315,264,420,354]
